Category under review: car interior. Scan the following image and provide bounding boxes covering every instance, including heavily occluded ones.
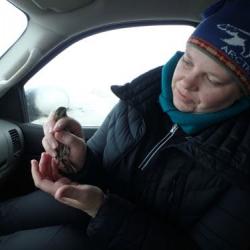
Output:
[0,0,215,200]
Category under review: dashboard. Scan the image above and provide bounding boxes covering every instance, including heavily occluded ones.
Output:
[0,119,24,181]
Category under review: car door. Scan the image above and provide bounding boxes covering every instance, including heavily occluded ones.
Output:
[0,0,196,200]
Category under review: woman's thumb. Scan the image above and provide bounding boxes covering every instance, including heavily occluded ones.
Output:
[56,185,80,200]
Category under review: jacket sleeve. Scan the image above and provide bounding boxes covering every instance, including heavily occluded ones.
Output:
[191,185,250,250]
[67,104,116,188]
[86,193,200,250]
[86,187,250,250]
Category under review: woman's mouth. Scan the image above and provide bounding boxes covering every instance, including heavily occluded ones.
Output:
[175,88,194,104]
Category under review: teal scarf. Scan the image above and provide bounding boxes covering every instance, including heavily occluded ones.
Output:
[159,51,250,135]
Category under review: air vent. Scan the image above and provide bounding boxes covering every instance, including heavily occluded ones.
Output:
[8,129,21,153]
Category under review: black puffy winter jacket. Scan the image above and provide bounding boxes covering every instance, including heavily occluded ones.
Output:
[74,66,250,250]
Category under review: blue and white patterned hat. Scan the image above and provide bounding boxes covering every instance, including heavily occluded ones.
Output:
[188,0,250,94]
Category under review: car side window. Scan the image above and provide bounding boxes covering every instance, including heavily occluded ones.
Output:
[0,1,27,57]
[24,25,194,127]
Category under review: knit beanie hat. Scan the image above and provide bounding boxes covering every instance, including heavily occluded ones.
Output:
[188,0,250,95]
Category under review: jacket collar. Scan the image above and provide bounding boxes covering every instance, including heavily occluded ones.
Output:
[111,66,162,107]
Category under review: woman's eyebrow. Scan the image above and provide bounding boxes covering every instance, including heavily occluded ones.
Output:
[185,51,192,60]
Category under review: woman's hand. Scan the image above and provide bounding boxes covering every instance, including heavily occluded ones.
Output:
[31,153,104,217]
[42,110,87,172]
[55,184,105,218]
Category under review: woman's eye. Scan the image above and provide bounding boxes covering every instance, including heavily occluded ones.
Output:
[182,57,192,67]
[206,75,223,86]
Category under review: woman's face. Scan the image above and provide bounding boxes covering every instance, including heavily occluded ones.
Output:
[172,45,242,113]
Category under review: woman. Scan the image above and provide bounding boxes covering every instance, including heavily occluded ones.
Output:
[1,0,250,249]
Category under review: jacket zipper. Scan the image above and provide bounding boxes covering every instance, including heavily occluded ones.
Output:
[138,124,178,171]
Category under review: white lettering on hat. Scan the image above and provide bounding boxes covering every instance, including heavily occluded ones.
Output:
[221,45,250,75]
[218,24,250,58]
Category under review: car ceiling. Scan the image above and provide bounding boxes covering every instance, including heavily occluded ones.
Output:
[0,0,215,96]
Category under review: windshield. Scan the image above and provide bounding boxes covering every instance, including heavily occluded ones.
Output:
[0,1,27,57]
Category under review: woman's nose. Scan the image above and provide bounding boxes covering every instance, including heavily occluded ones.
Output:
[180,72,199,91]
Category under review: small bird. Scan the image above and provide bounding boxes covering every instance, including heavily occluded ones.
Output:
[54,106,78,174]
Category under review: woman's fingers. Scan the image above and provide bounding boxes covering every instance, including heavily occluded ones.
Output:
[53,117,83,138]
[51,158,63,181]
[43,112,84,161]
[31,158,55,195]
[54,131,86,169]
[38,152,53,177]
[54,131,85,148]
[44,110,83,137]
[42,134,58,157]
[31,156,72,196]
[43,110,56,134]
